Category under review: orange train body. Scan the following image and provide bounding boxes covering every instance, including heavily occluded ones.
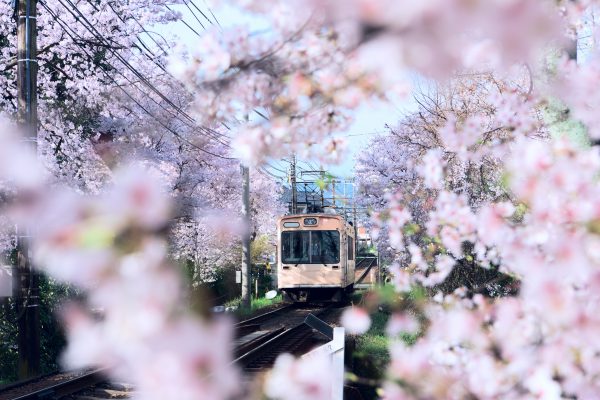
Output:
[277,213,355,302]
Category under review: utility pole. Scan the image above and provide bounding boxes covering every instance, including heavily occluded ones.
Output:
[332,181,336,210]
[377,250,382,285]
[290,155,297,214]
[353,203,358,238]
[320,170,324,209]
[15,0,40,379]
[240,165,251,309]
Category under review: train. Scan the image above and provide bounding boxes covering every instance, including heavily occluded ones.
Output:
[276,213,355,303]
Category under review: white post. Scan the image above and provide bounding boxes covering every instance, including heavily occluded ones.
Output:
[331,327,345,400]
[302,327,345,400]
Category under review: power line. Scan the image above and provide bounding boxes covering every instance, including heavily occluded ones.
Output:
[99,1,233,151]
[266,160,288,174]
[165,4,202,37]
[38,0,235,160]
[182,0,206,30]
[203,0,222,28]
[95,1,232,148]
[46,0,231,148]
[189,0,217,27]
[102,2,170,72]
[58,0,196,122]
[58,0,226,148]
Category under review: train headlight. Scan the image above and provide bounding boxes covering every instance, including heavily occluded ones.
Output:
[304,217,318,226]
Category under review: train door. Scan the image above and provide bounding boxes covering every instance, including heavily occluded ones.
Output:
[347,230,355,288]
[342,232,347,287]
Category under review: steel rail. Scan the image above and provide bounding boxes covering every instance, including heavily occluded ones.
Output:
[356,257,377,285]
[234,327,285,359]
[5,370,106,400]
[234,304,294,328]
[0,373,56,393]
[234,324,310,370]
[2,305,304,399]
[234,306,332,371]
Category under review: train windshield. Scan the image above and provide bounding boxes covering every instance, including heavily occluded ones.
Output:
[281,230,340,264]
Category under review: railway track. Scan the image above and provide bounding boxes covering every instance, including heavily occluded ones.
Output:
[355,256,377,285]
[234,303,294,330]
[0,303,337,400]
[234,306,338,372]
[0,370,107,400]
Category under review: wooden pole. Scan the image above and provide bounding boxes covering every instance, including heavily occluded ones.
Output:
[290,155,297,214]
[241,165,251,309]
[15,0,40,379]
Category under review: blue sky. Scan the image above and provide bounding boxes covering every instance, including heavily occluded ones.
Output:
[330,100,413,177]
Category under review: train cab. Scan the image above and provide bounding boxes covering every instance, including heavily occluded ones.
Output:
[277,213,355,302]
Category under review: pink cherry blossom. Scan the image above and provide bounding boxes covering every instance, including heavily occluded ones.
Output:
[420,149,445,190]
[4,0,600,399]
[341,307,372,334]
[388,263,412,292]
[265,353,333,400]
[386,312,420,336]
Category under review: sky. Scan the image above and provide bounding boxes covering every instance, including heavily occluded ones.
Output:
[330,100,414,177]
[153,3,417,178]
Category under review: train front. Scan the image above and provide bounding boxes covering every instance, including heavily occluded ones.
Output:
[277,214,354,302]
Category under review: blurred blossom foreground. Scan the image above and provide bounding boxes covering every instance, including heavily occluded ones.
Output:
[3,0,600,399]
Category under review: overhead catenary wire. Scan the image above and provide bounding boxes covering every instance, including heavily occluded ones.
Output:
[258,166,286,181]
[266,160,288,175]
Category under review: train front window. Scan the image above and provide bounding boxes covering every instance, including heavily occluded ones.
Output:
[281,230,340,264]
[282,231,310,264]
[310,231,340,264]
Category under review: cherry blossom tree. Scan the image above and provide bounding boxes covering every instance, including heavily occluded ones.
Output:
[0,1,189,187]
[170,165,283,284]
[0,120,241,399]
[355,71,540,293]
[1,1,284,391]
[345,1,600,397]
[0,0,284,276]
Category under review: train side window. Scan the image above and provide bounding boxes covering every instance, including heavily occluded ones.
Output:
[347,238,354,260]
